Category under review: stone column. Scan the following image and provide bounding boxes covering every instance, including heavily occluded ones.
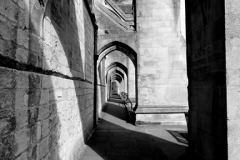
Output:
[185,0,227,159]
[136,0,188,124]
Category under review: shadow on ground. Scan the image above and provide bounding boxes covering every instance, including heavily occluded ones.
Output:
[82,99,188,160]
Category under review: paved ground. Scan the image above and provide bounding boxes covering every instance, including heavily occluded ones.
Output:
[81,98,188,160]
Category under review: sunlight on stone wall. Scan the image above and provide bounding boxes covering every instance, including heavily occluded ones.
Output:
[0,0,95,159]
[137,0,188,106]
[41,0,94,159]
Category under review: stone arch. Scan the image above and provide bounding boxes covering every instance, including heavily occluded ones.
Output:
[106,62,128,76]
[111,74,122,83]
[97,41,137,67]
[109,70,124,80]
[30,0,50,36]
[96,41,138,111]
[107,67,126,83]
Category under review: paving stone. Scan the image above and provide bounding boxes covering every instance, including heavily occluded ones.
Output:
[92,130,110,137]
[84,147,106,156]
[82,101,187,160]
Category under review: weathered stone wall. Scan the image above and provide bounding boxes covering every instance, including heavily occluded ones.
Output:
[225,0,240,159]
[136,0,188,123]
[186,0,227,159]
[0,0,95,159]
[95,0,137,51]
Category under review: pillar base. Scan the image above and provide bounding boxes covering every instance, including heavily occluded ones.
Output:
[135,105,188,125]
[178,147,206,160]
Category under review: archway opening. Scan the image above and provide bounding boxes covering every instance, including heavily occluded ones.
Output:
[95,41,138,122]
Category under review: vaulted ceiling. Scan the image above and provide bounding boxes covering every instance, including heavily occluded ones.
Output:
[111,0,132,5]
[111,0,133,14]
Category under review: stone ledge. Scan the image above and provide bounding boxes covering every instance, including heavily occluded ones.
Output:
[136,105,189,114]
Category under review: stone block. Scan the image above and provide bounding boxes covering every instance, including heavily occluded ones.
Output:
[49,115,58,134]
[40,89,50,105]
[14,127,30,156]
[136,111,187,125]
[0,67,16,89]
[27,144,39,160]
[28,88,41,107]
[36,121,41,142]
[0,0,19,22]
[42,75,52,89]
[15,151,27,160]
[15,89,29,111]
[227,86,240,120]
[39,137,49,159]
[49,103,57,117]
[0,133,14,159]
[53,89,63,101]
[29,34,43,55]
[42,42,53,60]
[28,52,42,68]
[29,74,41,89]
[38,105,50,121]
[0,19,16,49]
[0,114,15,135]
[16,72,29,89]
[0,88,15,111]
[17,29,29,49]
[41,118,49,138]
[28,108,39,126]
[15,109,28,129]
[42,59,51,70]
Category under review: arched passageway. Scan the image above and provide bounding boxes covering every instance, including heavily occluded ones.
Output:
[106,62,128,76]
[95,41,138,123]
[2,0,236,160]
[106,62,128,96]
[97,41,137,67]
[108,70,126,97]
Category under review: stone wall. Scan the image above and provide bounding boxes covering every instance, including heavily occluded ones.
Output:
[95,0,137,50]
[225,0,240,159]
[136,0,188,124]
[0,0,95,159]
[128,58,136,100]
[186,0,227,159]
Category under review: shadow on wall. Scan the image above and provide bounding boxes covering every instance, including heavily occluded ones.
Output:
[40,0,95,159]
[0,0,94,159]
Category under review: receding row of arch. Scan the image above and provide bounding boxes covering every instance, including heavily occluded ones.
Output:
[95,41,138,123]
